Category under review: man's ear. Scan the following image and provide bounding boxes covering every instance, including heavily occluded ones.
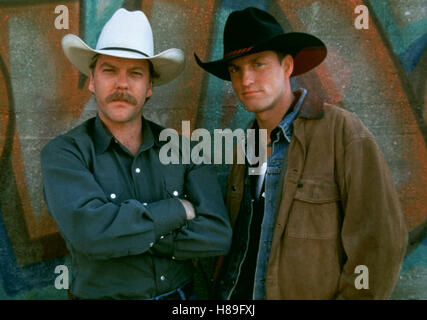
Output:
[144,80,154,104]
[283,54,294,78]
[147,80,153,98]
[88,69,95,94]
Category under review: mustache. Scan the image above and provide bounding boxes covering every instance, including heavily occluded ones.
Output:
[105,92,137,105]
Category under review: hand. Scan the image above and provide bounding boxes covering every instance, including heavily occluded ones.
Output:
[178,199,196,220]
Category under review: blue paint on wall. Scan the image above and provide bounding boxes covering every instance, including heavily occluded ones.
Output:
[0,208,65,297]
[83,0,124,47]
[401,234,427,273]
[369,0,427,75]
[399,33,427,73]
[221,0,269,11]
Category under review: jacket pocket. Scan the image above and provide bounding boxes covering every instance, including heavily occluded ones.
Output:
[285,179,342,239]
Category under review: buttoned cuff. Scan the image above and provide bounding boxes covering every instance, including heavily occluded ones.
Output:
[144,198,187,241]
[148,232,175,257]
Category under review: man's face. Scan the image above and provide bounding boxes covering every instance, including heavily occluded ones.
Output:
[228,50,293,115]
[89,55,153,126]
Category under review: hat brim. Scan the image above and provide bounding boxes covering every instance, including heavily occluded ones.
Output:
[195,32,327,80]
[62,34,185,86]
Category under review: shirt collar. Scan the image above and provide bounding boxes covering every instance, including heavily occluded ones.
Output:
[93,115,158,155]
[93,116,113,154]
[275,87,307,143]
[140,117,157,151]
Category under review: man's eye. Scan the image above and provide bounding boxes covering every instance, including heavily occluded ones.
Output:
[255,62,264,67]
[131,72,143,76]
[228,67,238,73]
[103,68,114,73]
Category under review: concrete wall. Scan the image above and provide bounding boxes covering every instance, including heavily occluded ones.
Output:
[0,0,426,299]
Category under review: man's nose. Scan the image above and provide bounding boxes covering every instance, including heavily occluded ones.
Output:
[241,68,254,87]
[115,70,129,89]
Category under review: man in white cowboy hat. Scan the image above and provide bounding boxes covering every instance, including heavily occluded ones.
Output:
[41,8,231,300]
[195,7,407,300]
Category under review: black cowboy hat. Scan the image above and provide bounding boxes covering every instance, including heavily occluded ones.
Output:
[194,7,327,80]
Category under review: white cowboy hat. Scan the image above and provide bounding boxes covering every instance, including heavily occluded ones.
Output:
[61,8,185,86]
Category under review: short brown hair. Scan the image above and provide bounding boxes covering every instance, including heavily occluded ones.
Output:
[274,50,287,64]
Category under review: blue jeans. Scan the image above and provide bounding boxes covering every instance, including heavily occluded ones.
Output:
[151,281,195,300]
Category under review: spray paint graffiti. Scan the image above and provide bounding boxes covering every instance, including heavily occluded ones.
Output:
[0,0,425,299]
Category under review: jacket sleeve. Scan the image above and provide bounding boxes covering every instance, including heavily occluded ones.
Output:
[336,132,408,299]
[150,164,232,260]
[41,137,187,260]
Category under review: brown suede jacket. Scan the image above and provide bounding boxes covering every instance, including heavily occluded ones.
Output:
[224,92,408,299]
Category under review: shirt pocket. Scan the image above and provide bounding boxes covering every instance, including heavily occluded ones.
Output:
[285,179,342,239]
[163,175,186,200]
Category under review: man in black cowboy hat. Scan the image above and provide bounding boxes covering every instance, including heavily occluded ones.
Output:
[41,8,231,300]
[195,7,407,300]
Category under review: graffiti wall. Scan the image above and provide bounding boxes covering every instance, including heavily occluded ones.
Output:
[0,0,425,299]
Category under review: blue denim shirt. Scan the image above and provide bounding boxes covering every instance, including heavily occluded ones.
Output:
[252,88,306,299]
[221,88,307,300]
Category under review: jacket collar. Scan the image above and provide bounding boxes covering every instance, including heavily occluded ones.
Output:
[296,88,325,119]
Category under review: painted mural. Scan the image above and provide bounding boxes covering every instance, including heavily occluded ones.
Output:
[0,0,425,299]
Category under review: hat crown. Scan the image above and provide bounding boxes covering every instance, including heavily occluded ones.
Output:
[96,8,154,56]
[223,7,284,55]
[61,8,185,86]
[194,7,327,81]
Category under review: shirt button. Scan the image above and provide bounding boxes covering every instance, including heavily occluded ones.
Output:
[262,192,265,198]
[143,202,148,206]
[160,235,164,240]
[173,190,179,197]
[135,168,141,174]
[149,242,154,247]
[160,275,165,281]
[172,256,176,260]
[110,193,116,199]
